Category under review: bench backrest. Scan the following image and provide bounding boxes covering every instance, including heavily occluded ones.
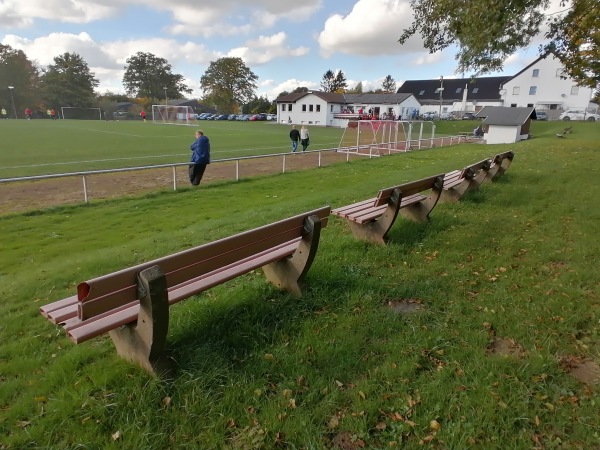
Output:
[493,150,514,165]
[464,158,492,178]
[77,206,330,320]
[373,174,445,207]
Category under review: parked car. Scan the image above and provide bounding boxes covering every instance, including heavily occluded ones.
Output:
[462,112,477,120]
[559,109,599,121]
[534,111,548,121]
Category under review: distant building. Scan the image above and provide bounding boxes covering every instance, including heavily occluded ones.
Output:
[397,77,510,118]
[275,91,420,127]
[498,54,596,120]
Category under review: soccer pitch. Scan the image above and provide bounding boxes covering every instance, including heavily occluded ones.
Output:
[0,119,345,179]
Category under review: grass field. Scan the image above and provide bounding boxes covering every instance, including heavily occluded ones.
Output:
[0,119,347,179]
[1,120,599,448]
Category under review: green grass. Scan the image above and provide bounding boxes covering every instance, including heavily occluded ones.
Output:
[0,119,346,178]
[0,121,599,449]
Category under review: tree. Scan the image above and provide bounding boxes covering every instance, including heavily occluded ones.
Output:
[399,0,599,88]
[321,69,348,92]
[0,44,41,116]
[242,95,273,114]
[40,52,98,108]
[382,75,396,93]
[292,86,310,93]
[348,81,364,94]
[200,57,258,113]
[123,52,191,100]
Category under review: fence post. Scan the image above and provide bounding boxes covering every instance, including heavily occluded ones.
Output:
[172,166,177,190]
[282,154,286,173]
[82,175,89,203]
[318,151,322,168]
[236,160,240,181]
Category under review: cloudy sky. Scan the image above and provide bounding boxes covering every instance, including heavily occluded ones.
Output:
[1,0,554,100]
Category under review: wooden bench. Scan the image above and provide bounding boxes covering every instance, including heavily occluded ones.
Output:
[439,158,492,203]
[40,206,331,376]
[331,174,445,244]
[482,150,515,183]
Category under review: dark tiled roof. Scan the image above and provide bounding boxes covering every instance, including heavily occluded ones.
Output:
[397,76,511,102]
[275,91,413,105]
[477,106,535,125]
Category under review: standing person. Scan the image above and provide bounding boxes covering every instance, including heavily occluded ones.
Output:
[46,108,52,119]
[189,130,210,186]
[1,107,6,119]
[300,125,310,152]
[51,109,57,120]
[289,125,300,153]
[25,107,32,120]
[140,110,147,122]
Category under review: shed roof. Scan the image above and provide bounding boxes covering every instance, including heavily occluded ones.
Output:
[477,106,535,125]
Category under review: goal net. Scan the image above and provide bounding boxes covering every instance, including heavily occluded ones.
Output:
[152,105,194,125]
[338,120,438,155]
[60,107,102,120]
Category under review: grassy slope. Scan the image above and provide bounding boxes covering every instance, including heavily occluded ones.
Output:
[0,121,599,448]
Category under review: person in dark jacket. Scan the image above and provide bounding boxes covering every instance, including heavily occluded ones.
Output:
[189,130,210,186]
[289,125,300,152]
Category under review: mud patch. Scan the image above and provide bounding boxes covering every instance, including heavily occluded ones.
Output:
[486,337,526,358]
[559,355,600,385]
[330,431,366,450]
[386,298,424,314]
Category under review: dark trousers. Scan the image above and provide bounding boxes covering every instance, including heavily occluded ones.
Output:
[188,163,207,186]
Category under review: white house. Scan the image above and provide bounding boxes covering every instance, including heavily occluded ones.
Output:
[275,91,420,127]
[477,106,535,144]
[499,55,596,119]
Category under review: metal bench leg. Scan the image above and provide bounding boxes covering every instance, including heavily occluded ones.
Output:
[346,188,402,245]
[108,265,174,377]
[263,214,323,297]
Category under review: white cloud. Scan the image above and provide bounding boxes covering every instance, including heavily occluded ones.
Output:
[228,32,309,65]
[0,0,120,27]
[257,78,320,100]
[318,0,424,58]
[411,52,444,67]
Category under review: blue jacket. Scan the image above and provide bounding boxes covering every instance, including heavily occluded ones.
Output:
[190,135,210,165]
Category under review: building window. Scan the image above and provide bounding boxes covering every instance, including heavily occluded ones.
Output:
[330,105,334,112]
[472,87,479,94]
[288,104,292,112]
[511,104,517,107]
[316,105,321,112]
[527,103,534,107]
[309,104,314,112]
[529,86,537,95]
[302,104,306,112]
[512,86,520,95]
[282,104,286,111]
[456,88,462,94]
[571,86,579,95]
[419,90,425,96]
[532,69,539,77]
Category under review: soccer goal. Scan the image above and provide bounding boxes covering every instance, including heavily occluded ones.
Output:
[337,120,438,155]
[60,107,102,120]
[151,105,194,126]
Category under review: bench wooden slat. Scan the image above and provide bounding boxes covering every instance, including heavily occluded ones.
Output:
[76,207,329,319]
[354,193,426,224]
[40,295,78,320]
[331,197,377,218]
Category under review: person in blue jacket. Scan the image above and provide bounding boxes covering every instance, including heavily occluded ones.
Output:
[189,130,210,185]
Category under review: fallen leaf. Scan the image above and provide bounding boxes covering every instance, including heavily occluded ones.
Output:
[430,419,441,431]
[111,431,121,441]
[16,420,31,428]
[162,396,171,407]
[358,391,366,400]
[375,422,386,430]
[328,416,340,429]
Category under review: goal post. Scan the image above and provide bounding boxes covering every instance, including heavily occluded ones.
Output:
[151,105,194,126]
[60,107,102,120]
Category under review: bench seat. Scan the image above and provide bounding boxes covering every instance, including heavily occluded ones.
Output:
[331,174,444,244]
[483,150,515,183]
[40,206,330,375]
[440,158,492,202]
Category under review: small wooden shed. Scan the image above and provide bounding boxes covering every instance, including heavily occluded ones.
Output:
[477,106,536,144]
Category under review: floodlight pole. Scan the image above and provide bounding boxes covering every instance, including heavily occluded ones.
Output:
[438,76,444,119]
[8,86,17,119]
[163,86,167,106]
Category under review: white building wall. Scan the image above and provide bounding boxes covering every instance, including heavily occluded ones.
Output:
[484,125,521,144]
[500,55,594,111]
